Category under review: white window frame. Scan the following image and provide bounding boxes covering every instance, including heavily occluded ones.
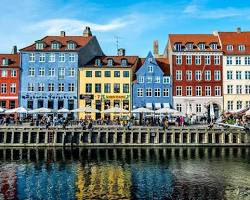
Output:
[137,88,143,97]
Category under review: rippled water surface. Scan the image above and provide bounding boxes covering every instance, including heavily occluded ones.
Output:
[0,147,250,200]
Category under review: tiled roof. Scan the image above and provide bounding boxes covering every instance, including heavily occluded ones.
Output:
[139,58,170,76]
[0,54,20,68]
[20,36,93,51]
[218,32,250,55]
[169,34,221,51]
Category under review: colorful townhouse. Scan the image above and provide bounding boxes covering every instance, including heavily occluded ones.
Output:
[167,34,223,121]
[19,27,103,117]
[0,47,20,109]
[132,52,172,110]
[218,28,250,111]
[78,49,139,120]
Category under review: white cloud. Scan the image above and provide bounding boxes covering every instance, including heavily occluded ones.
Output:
[184,5,198,14]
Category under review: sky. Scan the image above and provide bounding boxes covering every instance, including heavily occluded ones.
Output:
[1,0,250,56]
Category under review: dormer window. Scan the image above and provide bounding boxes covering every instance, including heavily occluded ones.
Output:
[67,42,76,50]
[107,59,113,66]
[95,59,101,66]
[121,59,127,67]
[198,43,205,50]
[2,58,9,66]
[238,45,245,51]
[227,45,233,51]
[186,43,193,50]
[35,42,44,50]
[51,42,60,50]
[210,43,217,50]
[174,43,182,51]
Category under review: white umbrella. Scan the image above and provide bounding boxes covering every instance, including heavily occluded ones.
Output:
[155,107,178,114]
[0,107,5,113]
[102,107,129,113]
[132,107,154,113]
[28,107,54,114]
[5,106,27,114]
[57,108,70,113]
[72,107,100,113]
[210,103,215,119]
[186,103,192,117]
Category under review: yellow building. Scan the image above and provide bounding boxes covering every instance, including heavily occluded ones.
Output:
[78,53,139,120]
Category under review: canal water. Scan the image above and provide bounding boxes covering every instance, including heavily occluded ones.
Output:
[0,147,249,200]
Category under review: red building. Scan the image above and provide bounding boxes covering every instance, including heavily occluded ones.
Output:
[0,47,20,109]
[167,34,223,121]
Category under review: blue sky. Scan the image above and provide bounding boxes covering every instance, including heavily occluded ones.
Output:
[1,0,250,56]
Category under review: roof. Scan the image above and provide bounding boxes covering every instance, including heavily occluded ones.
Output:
[0,54,20,68]
[169,34,221,51]
[20,35,93,52]
[218,31,250,55]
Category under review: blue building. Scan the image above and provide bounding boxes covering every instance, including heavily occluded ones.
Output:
[19,27,103,115]
[132,52,172,110]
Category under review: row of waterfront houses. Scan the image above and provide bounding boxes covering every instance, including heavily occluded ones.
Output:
[0,27,249,121]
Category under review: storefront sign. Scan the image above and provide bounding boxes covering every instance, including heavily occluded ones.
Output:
[80,94,94,100]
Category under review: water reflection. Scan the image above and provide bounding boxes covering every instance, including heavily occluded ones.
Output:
[0,147,249,199]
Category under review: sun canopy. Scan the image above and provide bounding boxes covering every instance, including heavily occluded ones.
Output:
[28,107,54,114]
[155,107,178,114]
[72,107,100,113]
[5,107,27,114]
[132,107,154,113]
[102,107,129,113]
[0,107,5,113]
[57,108,70,113]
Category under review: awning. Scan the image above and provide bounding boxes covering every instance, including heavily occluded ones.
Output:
[155,103,161,109]
[163,103,170,108]
[146,103,153,109]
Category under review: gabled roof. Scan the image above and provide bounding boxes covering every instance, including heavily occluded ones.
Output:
[218,31,250,55]
[0,54,20,68]
[20,35,93,52]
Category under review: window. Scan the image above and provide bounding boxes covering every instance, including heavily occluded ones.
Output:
[1,70,7,77]
[195,70,202,81]
[123,84,129,93]
[210,43,217,50]
[48,100,54,109]
[154,88,161,97]
[245,71,250,79]
[10,83,16,93]
[58,68,65,79]
[186,71,192,81]
[215,86,221,96]
[175,43,182,51]
[95,84,101,93]
[186,43,193,50]
[236,57,241,65]
[246,101,250,108]
[205,86,211,96]
[1,83,6,93]
[227,45,233,51]
[49,53,55,62]
[148,66,153,73]
[176,55,182,65]
[176,86,182,96]
[59,53,65,62]
[196,104,202,113]
[29,53,35,62]
[146,88,152,97]
[114,71,120,77]
[67,42,76,50]
[138,76,144,83]
[195,55,201,65]
[104,71,111,77]
[67,83,74,92]
[28,68,35,76]
[10,70,16,77]
[114,84,120,93]
[58,83,64,92]
[176,104,182,112]
[245,57,250,65]
[137,88,143,97]
[104,83,111,93]
[95,71,101,77]
[227,71,233,80]
[48,83,54,92]
[227,101,233,111]
[107,59,113,66]
[176,70,182,80]
[186,55,192,65]
[49,68,55,77]
[214,56,220,65]
[121,59,127,67]
[95,59,101,66]
[86,83,92,93]
[214,70,221,81]
[146,76,152,83]
[205,55,211,65]
[226,57,232,65]
[239,45,245,51]
[39,68,45,76]
[205,70,211,81]
[163,77,170,84]
[196,86,202,96]
[69,53,75,62]
[236,71,242,80]
[38,83,45,91]
[27,100,33,109]
[86,71,92,77]
[198,43,205,50]
[123,71,129,77]
[154,76,160,83]
[51,42,60,50]
[227,85,233,94]
[28,83,34,91]
[236,85,242,94]
[69,68,75,77]
[186,86,192,96]
[163,88,169,96]
[245,85,250,94]
[36,42,44,50]
[237,101,242,110]
[39,53,45,62]
[37,99,44,108]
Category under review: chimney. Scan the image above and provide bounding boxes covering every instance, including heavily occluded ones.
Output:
[118,48,125,56]
[237,27,241,33]
[153,40,159,57]
[12,45,17,54]
[212,31,218,36]
[83,26,92,37]
[60,31,66,37]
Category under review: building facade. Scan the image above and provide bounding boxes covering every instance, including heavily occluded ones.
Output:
[78,53,139,120]
[19,27,103,116]
[167,34,223,121]
[0,48,20,109]
[218,29,250,111]
[132,52,172,110]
